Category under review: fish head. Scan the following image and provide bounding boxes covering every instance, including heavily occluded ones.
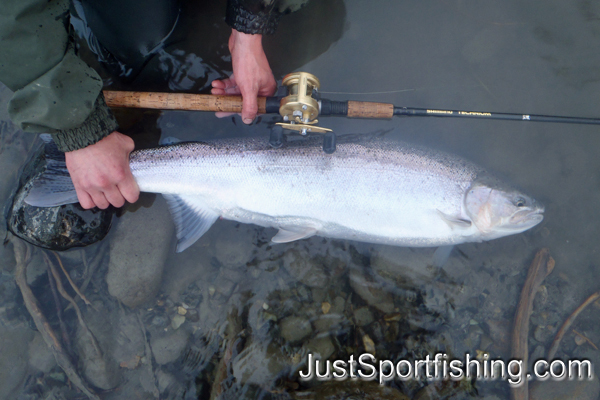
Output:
[464,177,544,240]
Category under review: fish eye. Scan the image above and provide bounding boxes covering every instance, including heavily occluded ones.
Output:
[515,197,526,207]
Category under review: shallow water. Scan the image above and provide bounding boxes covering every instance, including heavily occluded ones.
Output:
[2,0,600,399]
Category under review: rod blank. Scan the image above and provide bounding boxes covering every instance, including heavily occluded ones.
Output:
[103,90,600,125]
[394,107,600,125]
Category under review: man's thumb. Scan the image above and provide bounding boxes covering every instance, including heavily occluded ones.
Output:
[241,92,258,124]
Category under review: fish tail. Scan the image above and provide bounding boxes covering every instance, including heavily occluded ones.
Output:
[25,134,78,207]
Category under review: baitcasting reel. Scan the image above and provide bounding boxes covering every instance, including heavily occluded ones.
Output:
[269,72,337,153]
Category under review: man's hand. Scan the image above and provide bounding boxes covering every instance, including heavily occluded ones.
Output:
[211,29,277,124]
[65,131,139,209]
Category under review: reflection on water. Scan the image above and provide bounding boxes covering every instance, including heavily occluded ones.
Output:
[2,0,600,399]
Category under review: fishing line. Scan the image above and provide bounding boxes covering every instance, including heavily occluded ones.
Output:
[320,89,416,95]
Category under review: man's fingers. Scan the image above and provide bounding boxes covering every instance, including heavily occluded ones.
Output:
[212,75,237,90]
[213,87,241,96]
[104,187,127,208]
[76,189,95,210]
[225,86,241,95]
[215,111,238,118]
[211,80,225,89]
[118,179,140,204]
[90,192,110,210]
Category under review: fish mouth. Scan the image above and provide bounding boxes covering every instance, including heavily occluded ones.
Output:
[506,206,545,230]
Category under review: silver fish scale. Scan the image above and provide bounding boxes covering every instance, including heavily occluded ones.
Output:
[129,138,484,246]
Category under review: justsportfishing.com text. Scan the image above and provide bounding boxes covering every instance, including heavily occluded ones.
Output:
[298,353,593,385]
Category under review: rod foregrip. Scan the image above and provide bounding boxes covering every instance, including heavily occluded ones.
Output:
[347,101,394,119]
[103,90,267,114]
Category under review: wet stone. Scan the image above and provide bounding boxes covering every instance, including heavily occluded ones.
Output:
[232,341,293,386]
[484,319,512,356]
[529,345,546,371]
[156,369,177,394]
[370,246,440,284]
[112,312,146,368]
[75,307,121,390]
[296,284,312,302]
[212,274,237,297]
[6,142,114,250]
[533,325,550,343]
[354,307,374,327]
[294,380,410,399]
[28,332,56,373]
[106,196,174,308]
[151,314,170,327]
[303,336,335,361]
[330,296,345,314]
[311,287,326,304]
[151,327,190,365]
[313,313,345,333]
[213,224,256,268]
[280,316,313,344]
[0,323,34,400]
[171,314,186,330]
[283,248,329,288]
[349,267,395,313]
[25,251,46,285]
[529,375,600,400]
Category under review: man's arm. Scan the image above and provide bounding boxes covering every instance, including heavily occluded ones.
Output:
[211,29,276,124]
[0,0,139,209]
[211,0,288,123]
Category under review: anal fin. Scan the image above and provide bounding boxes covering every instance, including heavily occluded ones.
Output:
[271,226,317,244]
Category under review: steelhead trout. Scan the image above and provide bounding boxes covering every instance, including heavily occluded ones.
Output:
[26,136,544,252]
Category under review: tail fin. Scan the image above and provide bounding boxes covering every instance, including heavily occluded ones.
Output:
[25,134,78,207]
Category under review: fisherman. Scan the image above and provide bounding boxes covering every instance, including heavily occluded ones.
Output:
[0,0,305,210]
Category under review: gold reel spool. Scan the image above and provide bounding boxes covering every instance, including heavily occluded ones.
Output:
[277,72,332,135]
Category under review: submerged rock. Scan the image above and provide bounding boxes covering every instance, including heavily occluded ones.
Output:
[529,376,600,400]
[28,332,56,373]
[349,266,395,313]
[232,341,294,386]
[106,195,174,308]
[0,323,34,400]
[283,248,330,288]
[292,380,410,400]
[354,306,375,327]
[5,141,113,250]
[280,316,313,344]
[75,306,121,390]
[213,223,256,268]
[151,327,190,365]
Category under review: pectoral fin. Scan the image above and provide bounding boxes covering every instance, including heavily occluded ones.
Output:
[163,194,219,252]
[437,210,472,230]
[271,226,317,243]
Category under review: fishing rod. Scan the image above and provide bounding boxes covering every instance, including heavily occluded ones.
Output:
[104,72,600,153]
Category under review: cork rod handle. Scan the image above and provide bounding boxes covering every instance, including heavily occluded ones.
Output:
[103,90,267,114]
[347,101,394,119]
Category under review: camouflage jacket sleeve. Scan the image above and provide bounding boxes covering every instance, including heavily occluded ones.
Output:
[226,0,309,35]
[0,0,118,152]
